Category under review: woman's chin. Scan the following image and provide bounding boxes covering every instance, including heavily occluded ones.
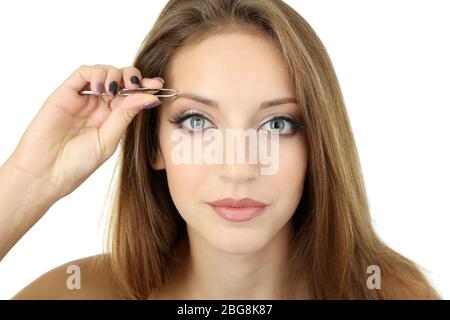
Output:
[207,231,269,255]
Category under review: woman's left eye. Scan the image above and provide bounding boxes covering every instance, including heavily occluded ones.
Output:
[259,116,298,135]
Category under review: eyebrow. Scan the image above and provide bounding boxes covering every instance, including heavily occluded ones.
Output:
[172,92,299,109]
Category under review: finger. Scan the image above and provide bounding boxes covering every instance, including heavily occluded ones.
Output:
[49,65,108,116]
[121,66,143,90]
[104,66,122,98]
[108,76,164,112]
[98,94,161,160]
[140,77,165,89]
[90,64,111,95]
[59,65,107,94]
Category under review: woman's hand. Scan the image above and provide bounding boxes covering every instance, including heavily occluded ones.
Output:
[4,64,163,201]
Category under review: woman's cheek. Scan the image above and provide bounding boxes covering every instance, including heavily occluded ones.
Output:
[160,129,209,212]
[275,138,308,204]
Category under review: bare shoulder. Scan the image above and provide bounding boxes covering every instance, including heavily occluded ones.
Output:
[12,254,123,300]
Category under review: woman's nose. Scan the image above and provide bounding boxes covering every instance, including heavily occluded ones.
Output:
[215,140,260,182]
[217,160,259,183]
[212,127,278,182]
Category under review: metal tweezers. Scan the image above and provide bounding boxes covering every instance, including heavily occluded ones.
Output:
[79,87,179,98]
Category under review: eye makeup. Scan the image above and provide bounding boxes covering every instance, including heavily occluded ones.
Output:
[260,115,305,136]
[168,108,305,136]
[168,109,215,128]
[168,109,216,132]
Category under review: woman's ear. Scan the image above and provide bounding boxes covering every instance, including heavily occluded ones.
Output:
[151,145,166,170]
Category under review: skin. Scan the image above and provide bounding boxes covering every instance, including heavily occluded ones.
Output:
[150,29,309,299]
[12,29,310,299]
[10,30,440,300]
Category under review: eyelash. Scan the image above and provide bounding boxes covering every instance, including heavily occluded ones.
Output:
[168,110,305,136]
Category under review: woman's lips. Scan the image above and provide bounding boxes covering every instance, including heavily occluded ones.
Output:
[207,197,268,222]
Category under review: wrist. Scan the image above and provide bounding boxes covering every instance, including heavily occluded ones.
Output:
[0,160,59,215]
[0,161,59,259]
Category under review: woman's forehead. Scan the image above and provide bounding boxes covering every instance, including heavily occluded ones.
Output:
[163,31,293,92]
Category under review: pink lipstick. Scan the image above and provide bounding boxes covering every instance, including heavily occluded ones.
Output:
[207,197,267,222]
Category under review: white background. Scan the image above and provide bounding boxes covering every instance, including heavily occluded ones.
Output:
[0,0,449,299]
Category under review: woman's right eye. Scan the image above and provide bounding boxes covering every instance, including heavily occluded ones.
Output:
[180,114,215,132]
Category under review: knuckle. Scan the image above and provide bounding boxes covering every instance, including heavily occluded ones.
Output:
[107,66,121,75]
[93,63,112,69]
[121,66,141,74]
[78,64,89,71]
[130,66,142,75]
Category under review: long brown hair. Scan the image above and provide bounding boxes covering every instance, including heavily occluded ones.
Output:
[102,0,439,299]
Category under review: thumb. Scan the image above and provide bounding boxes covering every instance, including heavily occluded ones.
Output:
[98,94,161,160]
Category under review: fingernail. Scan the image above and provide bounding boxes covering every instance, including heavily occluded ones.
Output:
[143,100,162,109]
[96,81,105,95]
[130,75,140,87]
[153,77,165,84]
[109,81,118,95]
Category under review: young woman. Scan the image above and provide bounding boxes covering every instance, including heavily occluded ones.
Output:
[0,0,440,299]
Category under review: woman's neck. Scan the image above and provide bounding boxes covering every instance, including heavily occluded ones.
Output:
[163,221,306,299]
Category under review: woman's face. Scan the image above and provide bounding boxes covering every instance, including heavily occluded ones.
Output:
[153,30,308,254]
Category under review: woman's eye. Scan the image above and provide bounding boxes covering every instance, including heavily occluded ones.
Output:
[170,112,304,135]
[260,117,296,135]
[181,115,214,132]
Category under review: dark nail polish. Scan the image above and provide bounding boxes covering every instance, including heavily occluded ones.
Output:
[143,100,162,109]
[96,81,105,95]
[109,81,118,95]
[130,76,140,86]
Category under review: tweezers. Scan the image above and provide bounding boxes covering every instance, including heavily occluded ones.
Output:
[78,87,179,98]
